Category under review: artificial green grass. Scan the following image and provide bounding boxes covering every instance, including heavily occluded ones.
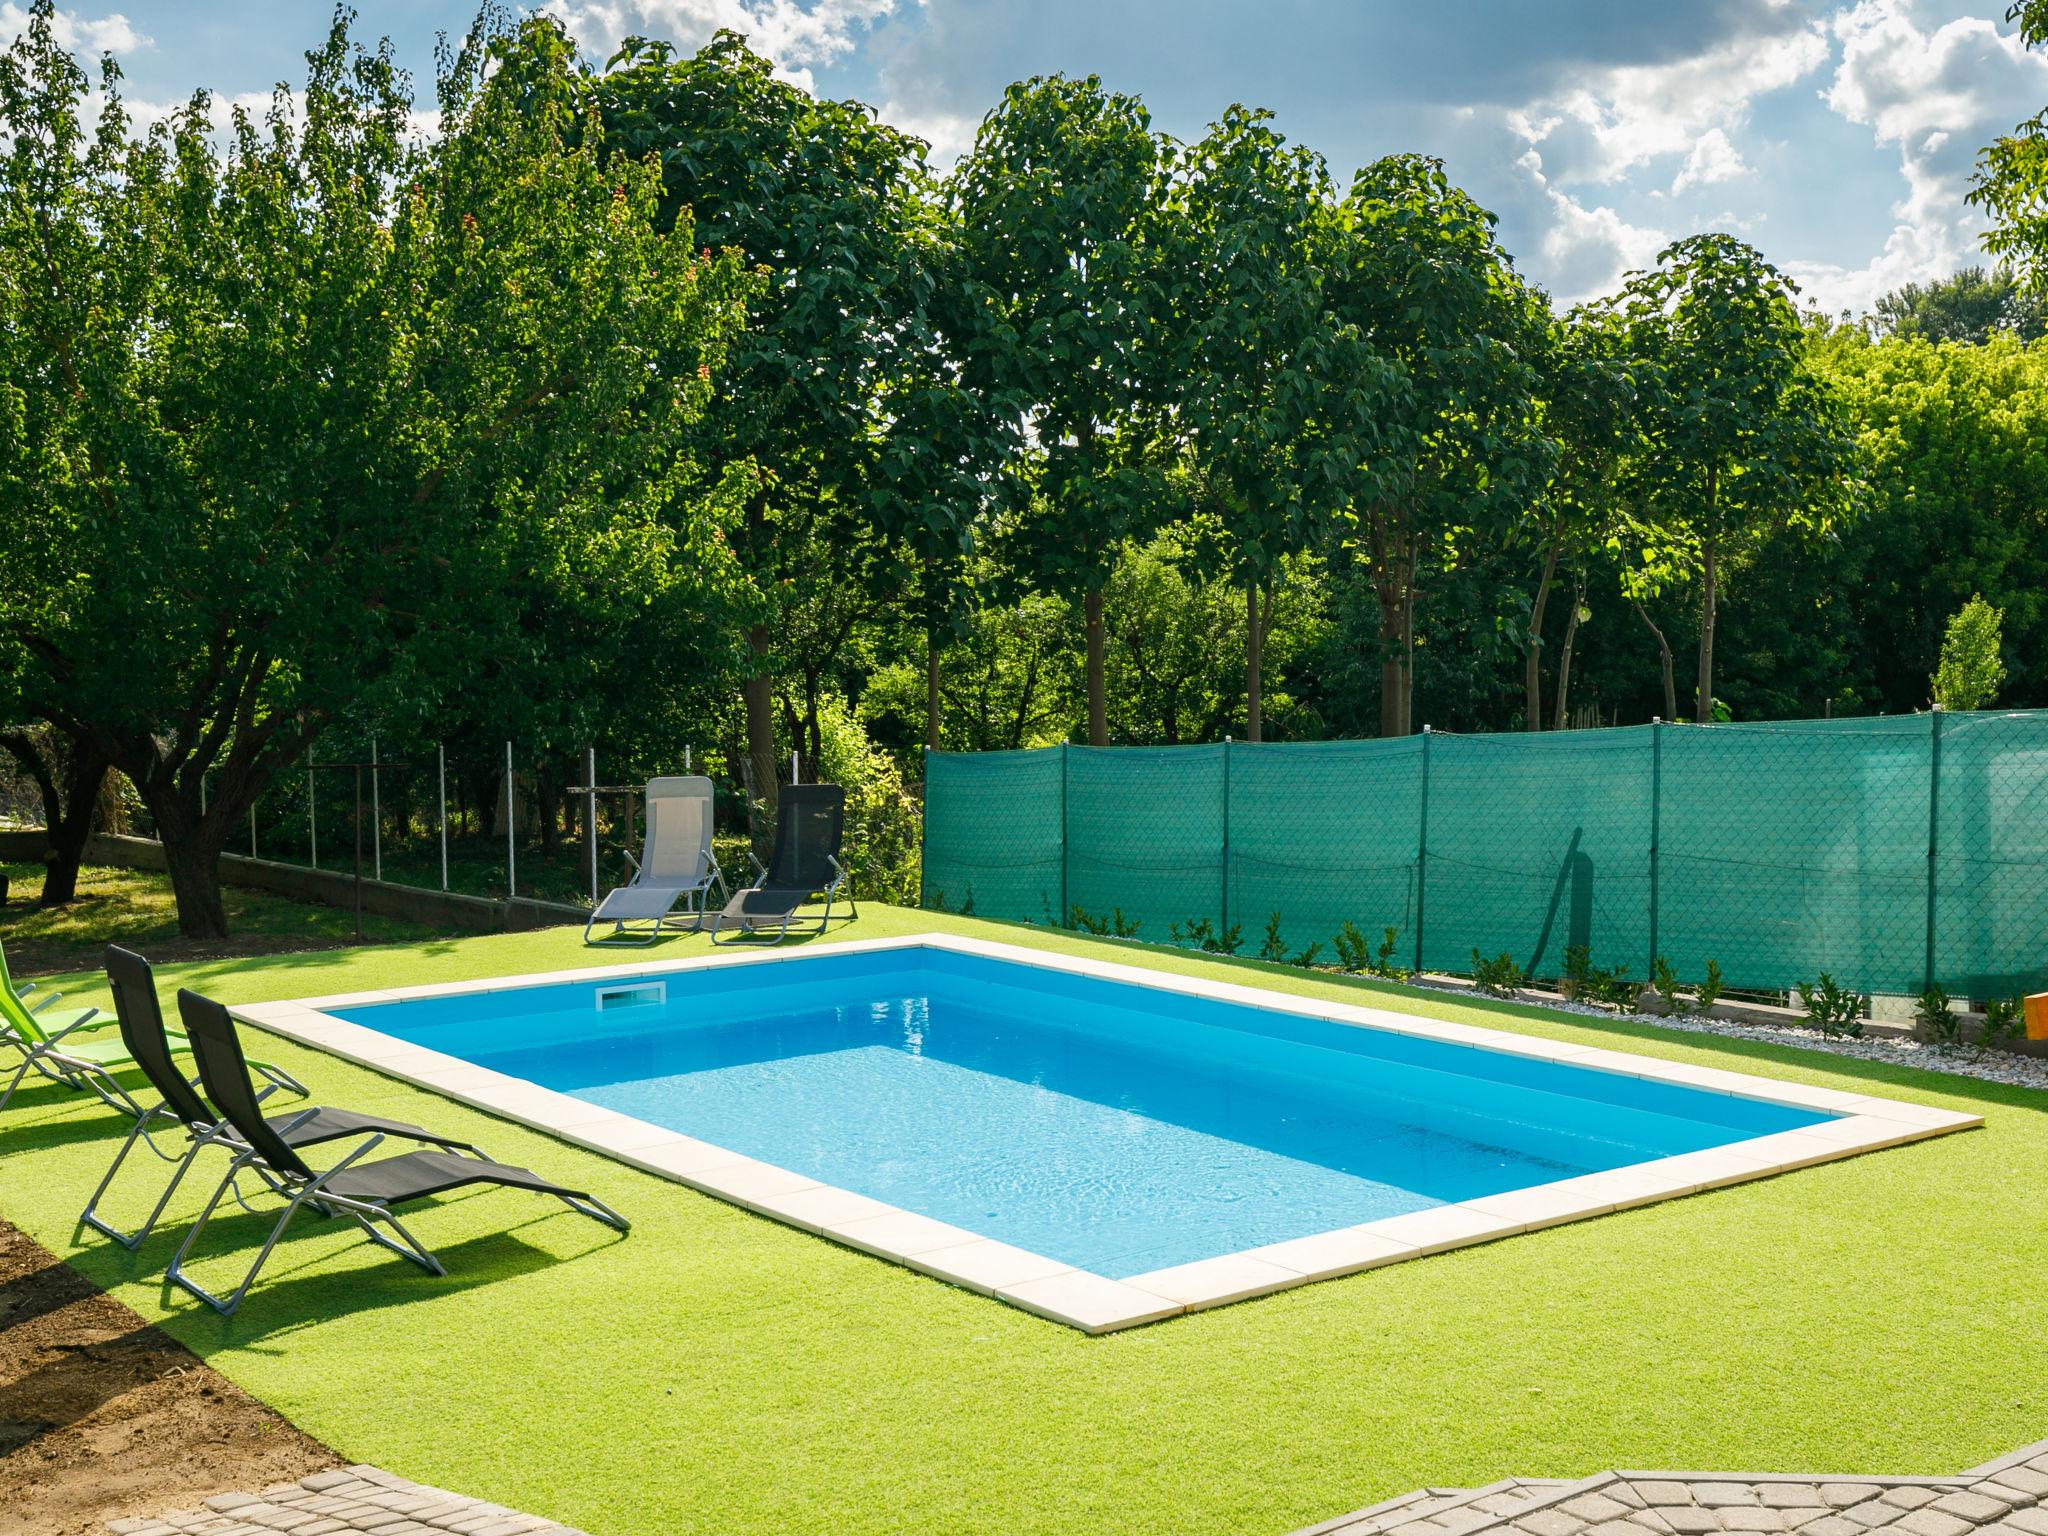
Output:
[4,908,2045,1535]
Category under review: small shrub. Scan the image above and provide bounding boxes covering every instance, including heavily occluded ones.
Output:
[1289,941,1324,969]
[1069,904,1140,938]
[1170,916,1243,955]
[924,888,949,914]
[1652,954,1687,1017]
[1471,948,1524,999]
[1916,984,1962,1050]
[1563,943,1636,1010]
[1334,921,1371,973]
[1981,996,2026,1054]
[1259,912,1287,963]
[1796,973,1866,1038]
[1696,959,1724,1013]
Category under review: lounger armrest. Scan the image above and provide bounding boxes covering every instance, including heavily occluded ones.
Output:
[621,848,643,876]
[746,850,767,883]
[40,1007,102,1045]
[29,989,63,1014]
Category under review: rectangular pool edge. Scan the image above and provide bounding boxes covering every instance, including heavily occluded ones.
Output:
[229,932,1984,1334]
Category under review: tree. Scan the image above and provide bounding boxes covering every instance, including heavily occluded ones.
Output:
[1171,108,1372,741]
[1871,266,2045,343]
[0,7,753,935]
[1971,2,2048,295]
[590,31,945,822]
[1525,307,1644,729]
[0,724,105,903]
[1933,595,2008,710]
[1611,235,1855,723]
[948,75,1174,745]
[1327,155,1551,737]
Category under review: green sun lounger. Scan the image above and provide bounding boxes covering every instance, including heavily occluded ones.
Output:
[0,937,305,1117]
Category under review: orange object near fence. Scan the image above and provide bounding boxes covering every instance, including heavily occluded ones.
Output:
[2027,994,2048,1041]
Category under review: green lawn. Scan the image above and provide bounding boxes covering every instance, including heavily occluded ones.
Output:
[0,860,456,975]
[3,908,2044,1535]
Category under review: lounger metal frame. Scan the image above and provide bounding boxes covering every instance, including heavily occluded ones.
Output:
[584,776,728,946]
[707,849,858,944]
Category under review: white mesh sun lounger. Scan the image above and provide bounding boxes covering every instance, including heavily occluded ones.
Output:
[584,776,726,945]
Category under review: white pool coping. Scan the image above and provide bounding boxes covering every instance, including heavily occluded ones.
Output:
[229,933,1982,1334]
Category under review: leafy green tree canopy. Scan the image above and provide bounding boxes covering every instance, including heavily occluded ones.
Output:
[948,74,1176,745]
[1607,233,1856,723]
[1870,266,2045,343]
[0,4,753,935]
[1933,594,2008,710]
[1972,2,2048,294]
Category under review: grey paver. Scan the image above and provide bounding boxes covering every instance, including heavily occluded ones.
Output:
[1636,1487,1699,1509]
[1516,1510,1589,1536]
[1763,1489,1831,1511]
[1698,1488,1765,1509]
[1654,1508,1722,1534]
[1826,1489,1888,1510]
[1936,1494,2016,1523]
[1799,1517,1868,1536]
[1720,1508,1789,1532]
[1893,1509,1974,1536]
[1885,1490,1944,1512]
[1980,1486,2043,1512]
[1997,1510,2048,1536]
[1561,1495,1638,1524]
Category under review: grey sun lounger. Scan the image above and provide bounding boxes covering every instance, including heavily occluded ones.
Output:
[78,945,480,1252]
[707,782,856,944]
[166,988,629,1316]
[585,775,727,945]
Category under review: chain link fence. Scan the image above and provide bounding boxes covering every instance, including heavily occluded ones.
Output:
[922,710,2048,999]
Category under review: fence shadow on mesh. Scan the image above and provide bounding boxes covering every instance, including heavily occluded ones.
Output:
[921,711,2048,999]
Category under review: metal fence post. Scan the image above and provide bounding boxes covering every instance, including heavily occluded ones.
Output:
[918,745,930,909]
[308,750,318,869]
[1414,725,1432,975]
[1221,736,1232,933]
[790,749,799,785]
[1060,741,1070,925]
[249,803,257,860]
[585,745,598,907]
[1925,704,1943,993]
[1647,718,1663,977]
[437,742,448,892]
[370,736,381,883]
[505,739,516,899]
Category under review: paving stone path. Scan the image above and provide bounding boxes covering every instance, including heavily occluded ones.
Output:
[1296,1439,2048,1536]
[105,1465,589,1536]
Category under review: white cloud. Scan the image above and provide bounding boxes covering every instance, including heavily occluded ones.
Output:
[1508,19,1827,186]
[0,2,150,56]
[1801,0,2048,314]
[1672,127,1749,194]
[543,0,897,91]
[1515,148,1668,305]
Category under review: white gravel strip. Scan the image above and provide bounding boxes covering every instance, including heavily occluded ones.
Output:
[1401,977,2048,1093]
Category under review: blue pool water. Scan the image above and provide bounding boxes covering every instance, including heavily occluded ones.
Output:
[330,947,1830,1277]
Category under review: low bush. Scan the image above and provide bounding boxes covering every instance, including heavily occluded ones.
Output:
[1471,948,1524,999]
[1796,972,1866,1038]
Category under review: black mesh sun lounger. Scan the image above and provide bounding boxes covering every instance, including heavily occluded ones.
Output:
[166,989,628,1316]
[707,782,856,944]
[78,946,484,1252]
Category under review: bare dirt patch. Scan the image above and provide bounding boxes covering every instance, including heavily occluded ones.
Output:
[0,1217,337,1535]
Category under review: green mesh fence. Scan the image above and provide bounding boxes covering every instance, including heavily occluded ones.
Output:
[921,710,2048,998]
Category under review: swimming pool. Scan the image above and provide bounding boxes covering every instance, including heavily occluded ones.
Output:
[236,935,1979,1331]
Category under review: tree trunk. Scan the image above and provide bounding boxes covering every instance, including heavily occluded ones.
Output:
[1525,533,1561,731]
[1377,598,1406,740]
[1633,599,1678,720]
[0,729,106,904]
[42,744,109,904]
[159,831,229,940]
[1245,583,1265,743]
[1083,587,1107,746]
[1695,527,1718,725]
[1551,571,1587,733]
[925,626,941,751]
[743,623,778,842]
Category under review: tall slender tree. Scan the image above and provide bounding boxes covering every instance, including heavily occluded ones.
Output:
[948,75,1174,745]
[591,31,940,817]
[1612,235,1855,723]
[1327,155,1551,737]
[1171,107,1379,741]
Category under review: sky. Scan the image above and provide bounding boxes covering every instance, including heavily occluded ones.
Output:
[9,0,2048,315]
